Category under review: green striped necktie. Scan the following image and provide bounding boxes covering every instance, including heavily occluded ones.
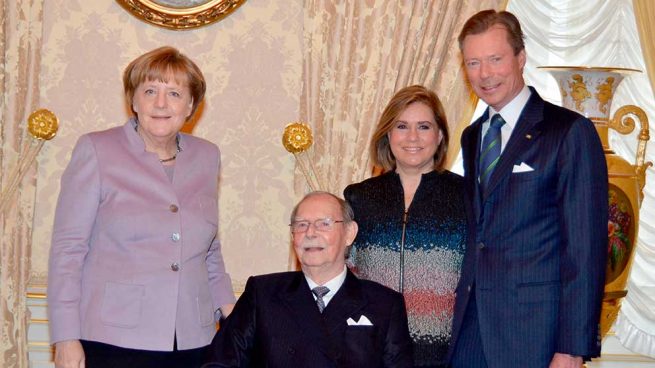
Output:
[479,114,506,190]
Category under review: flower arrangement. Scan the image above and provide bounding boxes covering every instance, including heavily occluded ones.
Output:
[607,189,632,273]
[0,109,58,215]
[282,122,323,191]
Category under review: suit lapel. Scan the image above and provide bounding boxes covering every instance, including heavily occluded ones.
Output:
[463,112,486,220]
[322,270,367,335]
[280,272,335,360]
[482,90,545,199]
[464,114,485,183]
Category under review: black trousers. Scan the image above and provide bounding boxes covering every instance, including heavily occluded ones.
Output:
[450,288,488,368]
[81,339,208,368]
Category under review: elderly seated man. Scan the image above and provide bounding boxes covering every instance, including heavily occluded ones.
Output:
[204,191,413,368]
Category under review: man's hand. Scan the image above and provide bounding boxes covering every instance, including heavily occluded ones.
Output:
[54,339,85,368]
[549,353,583,368]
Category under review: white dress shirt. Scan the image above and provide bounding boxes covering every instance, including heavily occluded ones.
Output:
[305,266,348,308]
[481,85,532,154]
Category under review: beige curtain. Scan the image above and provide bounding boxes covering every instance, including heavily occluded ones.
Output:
[613,0,655,358]
[299,0,505,195]
[633,0,655,93]
[0,0,44,367]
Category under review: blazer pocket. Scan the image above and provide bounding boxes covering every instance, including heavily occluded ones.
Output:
[344,326,379,363]
[510,170,541,182]
[197,283,215,327]
[345,326,377,345]
[517,281,560,304]
[100,282,144,328]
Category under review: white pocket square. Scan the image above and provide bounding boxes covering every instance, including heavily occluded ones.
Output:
[347,315,373,326]
[512,162,534,173]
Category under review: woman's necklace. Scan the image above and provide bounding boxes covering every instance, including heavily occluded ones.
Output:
[159,136,181,163]
[135,121,181,163]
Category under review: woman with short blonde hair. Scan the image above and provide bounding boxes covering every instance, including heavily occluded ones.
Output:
[48,46,235,368]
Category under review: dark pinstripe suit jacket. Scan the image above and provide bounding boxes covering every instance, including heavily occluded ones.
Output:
[449,88,608,367]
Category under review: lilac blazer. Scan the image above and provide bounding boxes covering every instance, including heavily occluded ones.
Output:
[48,119,236,351]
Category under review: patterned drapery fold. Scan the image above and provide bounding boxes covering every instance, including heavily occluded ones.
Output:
[298,0,505,195]
[0,1,45,367]
[615,0,655,358]
[633,0,655,93]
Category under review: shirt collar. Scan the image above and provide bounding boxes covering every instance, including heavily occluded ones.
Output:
[305,265,347,304]
[488,85,531,128]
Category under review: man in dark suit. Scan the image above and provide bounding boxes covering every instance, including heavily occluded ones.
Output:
[449,10,608,368]
[205,191,413,368]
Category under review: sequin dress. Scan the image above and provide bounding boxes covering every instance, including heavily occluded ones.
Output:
[344,170,467,368]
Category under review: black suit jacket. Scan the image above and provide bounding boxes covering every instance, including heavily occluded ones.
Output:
[205,270,413,368]
[449,88,608,367]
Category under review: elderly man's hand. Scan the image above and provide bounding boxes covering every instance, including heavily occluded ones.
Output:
[54,339,85,368]
[549,353,583,368]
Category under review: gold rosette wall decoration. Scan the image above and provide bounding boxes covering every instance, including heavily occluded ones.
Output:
[282,122,324,191]
[0,109,59,215]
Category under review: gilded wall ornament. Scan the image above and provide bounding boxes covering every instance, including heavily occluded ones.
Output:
[282,122,324,191]
[116,0,246,30]
[0,109,59,216]
[28,109,58,140]
[282,122,313,154]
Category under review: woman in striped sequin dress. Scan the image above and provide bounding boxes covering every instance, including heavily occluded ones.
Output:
[344,85,467,368]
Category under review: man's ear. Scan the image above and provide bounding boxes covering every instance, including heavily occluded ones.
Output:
[518,49,527,70]
[345,221,358,245]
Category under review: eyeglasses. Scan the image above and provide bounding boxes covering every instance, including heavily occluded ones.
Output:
[289,218,345,233]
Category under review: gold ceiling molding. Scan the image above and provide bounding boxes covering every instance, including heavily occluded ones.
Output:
[116,0,246,30]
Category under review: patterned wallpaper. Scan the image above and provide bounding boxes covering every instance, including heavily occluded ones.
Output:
[30,0,304,290]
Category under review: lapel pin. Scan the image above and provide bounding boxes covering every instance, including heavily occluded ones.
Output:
[525,134,532,140]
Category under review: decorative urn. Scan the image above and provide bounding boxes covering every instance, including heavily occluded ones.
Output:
[540,66,651,338]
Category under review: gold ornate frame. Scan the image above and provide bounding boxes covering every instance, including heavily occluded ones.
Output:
[116,0,246,30]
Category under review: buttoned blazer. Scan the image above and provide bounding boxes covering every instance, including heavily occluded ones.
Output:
[205,270,414,368]
[449,88,608,367]
[48,120,235,351]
